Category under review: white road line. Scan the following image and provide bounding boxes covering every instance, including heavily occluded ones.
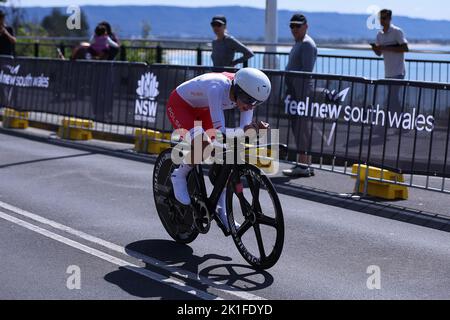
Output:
[0,210,219,300]
[0,200,265,300]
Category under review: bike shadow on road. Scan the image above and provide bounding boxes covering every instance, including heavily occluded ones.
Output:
[104,239,274,298]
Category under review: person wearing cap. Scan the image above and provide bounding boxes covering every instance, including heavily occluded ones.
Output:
[210,15,254,67]
[282,13,317,178]
[0,10,16,56]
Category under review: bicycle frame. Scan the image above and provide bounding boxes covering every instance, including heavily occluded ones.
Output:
[189,140,285,216]
[190,163,235,218]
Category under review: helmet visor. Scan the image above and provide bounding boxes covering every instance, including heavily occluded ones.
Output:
[235,85,264,106]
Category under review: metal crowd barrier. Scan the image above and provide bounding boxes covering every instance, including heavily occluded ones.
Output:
[14,38,450,83]
[0,56,448,195]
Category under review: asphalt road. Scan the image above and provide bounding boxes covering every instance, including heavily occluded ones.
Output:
[1,132,450,300]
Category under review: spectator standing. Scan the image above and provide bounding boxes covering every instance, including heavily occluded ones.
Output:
[371,9,409,79]
[210,15,254,67]
[282,13,317,178]
[99,21,120,60]
[371,9,409,116]
[0,10,16,56]
[89,24,119,59]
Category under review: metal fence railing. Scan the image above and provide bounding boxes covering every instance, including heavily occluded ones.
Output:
[13,37,450,83]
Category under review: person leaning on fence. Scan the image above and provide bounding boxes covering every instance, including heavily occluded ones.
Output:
[371,9,409,80]
[99,21,120,60]
[282,13,317,178]
[210,15,254,67]
[89,24,120,60]
[0,10,16,56]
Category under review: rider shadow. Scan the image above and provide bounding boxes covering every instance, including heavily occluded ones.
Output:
[104,266,202,300]
[104,239,274,298]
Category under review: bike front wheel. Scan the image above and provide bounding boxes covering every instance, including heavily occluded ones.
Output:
[153,148,199,244]
[226,164,284,270]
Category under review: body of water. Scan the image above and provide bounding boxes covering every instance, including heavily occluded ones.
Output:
[165,44,450,83]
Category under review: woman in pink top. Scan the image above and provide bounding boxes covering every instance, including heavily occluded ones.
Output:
[89,24,119,59]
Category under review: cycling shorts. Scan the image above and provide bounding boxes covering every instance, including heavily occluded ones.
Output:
[166,90,216,140]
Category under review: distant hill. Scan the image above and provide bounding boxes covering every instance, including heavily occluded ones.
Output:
[13,5,450,42]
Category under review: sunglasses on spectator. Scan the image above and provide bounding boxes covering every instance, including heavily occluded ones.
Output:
[289,24,304,29]
[211,23,224,28]
[380,16,390,20]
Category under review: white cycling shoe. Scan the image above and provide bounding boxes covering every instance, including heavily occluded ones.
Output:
[216,206,241,233]
[171,164,192,205]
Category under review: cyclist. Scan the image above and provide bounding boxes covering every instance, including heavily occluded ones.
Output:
[166,67,271,231]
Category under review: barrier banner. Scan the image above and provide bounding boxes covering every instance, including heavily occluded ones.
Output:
[1,57,449,177]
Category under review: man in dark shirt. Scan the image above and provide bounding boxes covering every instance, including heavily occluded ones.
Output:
[0,11,16,56]
[210,15,254,67]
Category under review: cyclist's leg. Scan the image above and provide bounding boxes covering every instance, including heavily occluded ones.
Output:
[166,90,197,205]
[196,108,239,231]
[167,92,216,204]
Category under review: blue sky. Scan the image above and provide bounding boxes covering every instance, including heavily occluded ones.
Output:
[12,0,450,21]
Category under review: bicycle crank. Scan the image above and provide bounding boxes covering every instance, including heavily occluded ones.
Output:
[191,199,211,234]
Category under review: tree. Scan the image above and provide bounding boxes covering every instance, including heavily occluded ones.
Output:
[41,8,89,37]
[17,21,47,37]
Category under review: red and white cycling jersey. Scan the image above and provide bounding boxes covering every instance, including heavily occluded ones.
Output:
[173,72,253,132]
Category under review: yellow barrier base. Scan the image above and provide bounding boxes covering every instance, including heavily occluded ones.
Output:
[58,127,92,140]
[134,128,171,155]
[61,117,94,129]
[2,108,29,129]
[245,147,275,174]
[351,164,408,200]
[58,118,93,140]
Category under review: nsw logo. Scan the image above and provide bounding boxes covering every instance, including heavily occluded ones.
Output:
[135,72,159,123]
[5,65,20,74]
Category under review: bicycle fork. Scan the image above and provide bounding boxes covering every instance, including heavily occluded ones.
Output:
[190,165,212,234]
[231,170,257,224]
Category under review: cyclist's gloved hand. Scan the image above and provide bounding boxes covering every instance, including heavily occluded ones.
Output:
[257,121,270,131]
[244,121,270,134]
[244,122,258,133]
[244,123,259,142]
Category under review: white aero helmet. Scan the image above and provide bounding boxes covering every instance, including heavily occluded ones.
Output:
[233,67,271,106]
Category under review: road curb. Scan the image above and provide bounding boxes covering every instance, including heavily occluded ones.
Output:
[0,116,136,144]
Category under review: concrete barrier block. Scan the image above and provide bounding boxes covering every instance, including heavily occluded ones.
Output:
[2,108,29,129]
[351,164,408,200]
[58,118,93,140]
[134,128,171,154]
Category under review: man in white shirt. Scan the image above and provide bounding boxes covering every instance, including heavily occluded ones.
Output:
[371,9,409,79]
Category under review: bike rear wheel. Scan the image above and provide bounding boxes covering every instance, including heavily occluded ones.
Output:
[227,164,284,270]
[153,148,199,244]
